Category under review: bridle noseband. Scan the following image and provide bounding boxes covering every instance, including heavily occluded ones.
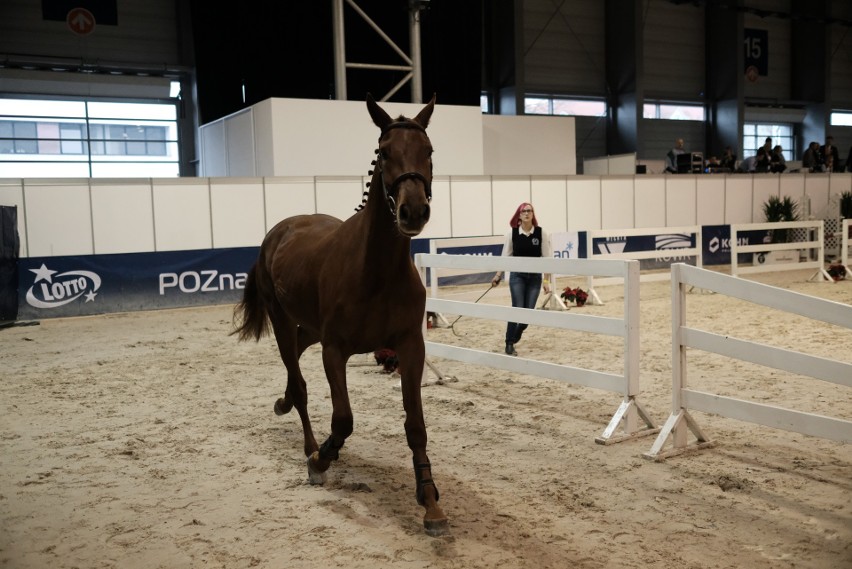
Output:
[376,121,433,219]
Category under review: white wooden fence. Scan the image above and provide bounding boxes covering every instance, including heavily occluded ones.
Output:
[415,253,659,445]
[645,263,852,461]
[729,220,831,281]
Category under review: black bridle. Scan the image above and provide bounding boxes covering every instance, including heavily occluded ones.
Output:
[376,121,433,219]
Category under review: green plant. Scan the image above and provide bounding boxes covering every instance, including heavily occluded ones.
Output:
[762,195,799,243]
[840,191,852,219]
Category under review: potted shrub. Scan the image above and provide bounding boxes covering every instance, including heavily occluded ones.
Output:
[840,191,852,220]
[762,195,799,243]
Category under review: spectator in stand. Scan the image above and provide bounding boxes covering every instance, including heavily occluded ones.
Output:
[719,146,736,171]
[802,141,821,172]
[820,136,840,172]
[762,137,773,156]
[664,138,686,173]
[754,147,771,173]
[770,145,787,173]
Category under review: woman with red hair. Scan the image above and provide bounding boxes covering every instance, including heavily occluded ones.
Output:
[490,202,552,356]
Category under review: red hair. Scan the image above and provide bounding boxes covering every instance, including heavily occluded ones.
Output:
[508,202,538,228]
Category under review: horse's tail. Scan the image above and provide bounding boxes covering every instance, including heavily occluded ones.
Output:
[231,262,270,342]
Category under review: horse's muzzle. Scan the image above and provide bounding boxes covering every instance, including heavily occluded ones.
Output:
[397,201,430,236]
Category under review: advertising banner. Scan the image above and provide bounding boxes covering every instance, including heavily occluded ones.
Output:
[1,206,19,323]
[17,247,259,320]
[590,232,697,270]
[702,225,770,266]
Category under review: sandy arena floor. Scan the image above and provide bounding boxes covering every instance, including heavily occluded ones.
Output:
[1,268,850,569]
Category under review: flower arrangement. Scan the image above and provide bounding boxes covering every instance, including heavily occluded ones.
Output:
[561,286,589,307]
[827,262,847,281]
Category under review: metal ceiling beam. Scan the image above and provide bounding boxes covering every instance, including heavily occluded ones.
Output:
[332,0,424,103]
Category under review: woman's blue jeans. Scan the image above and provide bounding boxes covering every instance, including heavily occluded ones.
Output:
[506,272,542,343]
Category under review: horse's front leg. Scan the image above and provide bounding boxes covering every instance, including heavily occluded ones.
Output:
[306,344,354,484]
[397,337,449,537]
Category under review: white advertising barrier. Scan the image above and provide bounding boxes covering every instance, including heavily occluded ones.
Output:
[415,253,660,445]
[729,220,831,281]
[583,225,703,305]
[645,264,852,461]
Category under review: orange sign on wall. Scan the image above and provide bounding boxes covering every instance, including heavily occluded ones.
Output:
[66,7,96,36]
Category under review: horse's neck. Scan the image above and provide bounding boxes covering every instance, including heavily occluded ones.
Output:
[359,169,411,258]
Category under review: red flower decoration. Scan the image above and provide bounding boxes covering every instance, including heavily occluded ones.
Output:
[560,286,588,307]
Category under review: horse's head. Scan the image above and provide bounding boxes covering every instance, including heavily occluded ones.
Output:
[367,93,436,237]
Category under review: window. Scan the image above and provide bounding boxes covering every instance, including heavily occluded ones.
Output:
[0,98,180,178]
[480,94,490,114]
[742,123,794,161]
[644,102,705,121]
[830,111,852,126]
[524,96,606,117]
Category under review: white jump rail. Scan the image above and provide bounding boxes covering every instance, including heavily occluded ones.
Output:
[645,263,852,461]
[841,219,851,275]
[415,253,660,445]
[427,235,504,300]
[729,220,831,281]
[583,225,703,305]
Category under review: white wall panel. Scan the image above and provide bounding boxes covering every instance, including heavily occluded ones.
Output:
[566,177,601,231]
[264,178,316,231]
[0,180,26,256]
[266,99,482,177]
[634,177,666,228]
[804,175,831,220]
[24,180,92,256]
[752,175,781,222]
[492,177,530,233]
[828,174,852,217]
[666,177,697,227]
[152,179,212,251]
[531,177,568,233]
[600,177,634,229]
[315,178,361,222]
[482,115,576,175]
[224,110,256,178]
[11,173,849,259]
[90,179,154,254]
[210,179,265,248]
[696,177,726,226]
[200,121,227,178]
[450,178,492,237]
[725,177,754,224]
[418,177,452,240]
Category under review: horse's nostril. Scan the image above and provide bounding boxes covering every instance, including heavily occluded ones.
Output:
[399,204,410,222]
[422,204,431,222]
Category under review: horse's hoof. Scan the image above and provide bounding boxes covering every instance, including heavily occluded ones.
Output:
[307,453,327,485]
[424,516,450,537]
[274,397,292,416]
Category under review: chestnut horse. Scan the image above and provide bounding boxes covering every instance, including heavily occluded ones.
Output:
[232,94,448,536]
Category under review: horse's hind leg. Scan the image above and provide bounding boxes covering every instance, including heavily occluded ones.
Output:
[268,310,321,464]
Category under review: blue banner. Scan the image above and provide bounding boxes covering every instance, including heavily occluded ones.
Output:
[702,225,770,266]
[591,232,697,270]
[17,247,259,320]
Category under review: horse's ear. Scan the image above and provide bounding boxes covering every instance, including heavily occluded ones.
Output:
[413,93,436,129]
[366,93,393,131]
